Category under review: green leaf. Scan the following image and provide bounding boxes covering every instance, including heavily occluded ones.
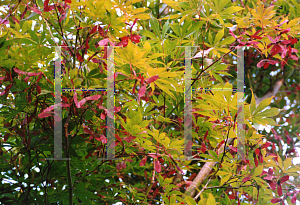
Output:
[250,89,256,114]
[211,72,224,83]
[253,165,263,176]
[185,195,197,205]
[208,31,213,46]
[140,30,158,39]
[214,28,224,45]
[218,36,235,46]
[221,6,244,15]
[150,15,161,39]
[28,30,39,44]
[162,19,170,39]
[254,97,273,115]
[255,108,280,118]
[85,109,94,120]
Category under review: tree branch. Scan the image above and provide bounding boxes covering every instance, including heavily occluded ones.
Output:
[255,78,284,105]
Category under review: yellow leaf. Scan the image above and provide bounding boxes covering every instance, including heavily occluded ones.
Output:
[214,28,224,45]
[283,158,292,171]
[220,174,231,186]
[132,13,150,20]
[206,193,216,205]
[253,165,263,176]
[221,6,244,15]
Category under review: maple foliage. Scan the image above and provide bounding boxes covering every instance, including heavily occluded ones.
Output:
[0,0,300,204]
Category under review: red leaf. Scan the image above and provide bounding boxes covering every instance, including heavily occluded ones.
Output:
[85,95,101,101]
[131,34,142,43]
[97,38,109,47]
[277,184,282,196]
[29,6,42,15]
[257,59,278,68]
[114,107,121,112]
[90,25,98,34]
[263,62,270,69]
[36,84,41,94]
[145,75,159,83]
[0,83,12,96]
[254,155,258,167]
[268,168,273,175]
[271,198,282,203]
[74,92,85,108]
[229,145,237,152]
[20,7,28,20]
[290,38,298,44]
[0,76,5,84]
[116,162,122,170]
[264,175,274,180]
[138,84,147,101]
[121,161,126,169]
[123,136,136,143]
[16,129,25,138]
[11,16,20,24]
[271,44,282,56]
[4,133,10,142]
[85,151,92,159]
[281,40,291,45]
[115,134,123,144]
[255,148,260,155]
[85,36,90,50]
[229,194,236,199]
[153,188,159,199]
[83,128,93,135]
[242,176,251,182]
[98,26,105,37]
[44,0,49,9]
[291,192,297,203]
[290,55,298,60]
[185,140,193,153]
[258,152,263,163]
[139,156,147,166]
[280,28,291,34]
[262,141,271,149]
[280,175,289,183]
[100,112,106,120]
[95,134,107,143]
[65,0,72,3]
[268,180,277,190]
[148,153,161,158]
[201,142,206,153]
[276,20,288,27]
[28,72,42,77]
[38,103,71,118]
[14,67,27,75]
[251,35,262,39]
[117,36,129,47]
[76,53,84,62]
[154,160,161,172]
